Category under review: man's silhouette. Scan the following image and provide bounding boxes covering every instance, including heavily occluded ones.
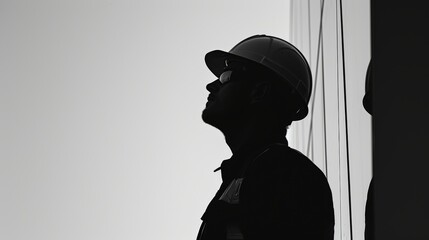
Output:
[197,35,334,240]
[363,61,374,240]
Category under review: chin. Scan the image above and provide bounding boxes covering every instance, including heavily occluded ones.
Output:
[201,108,214,125]
[202,108,222,129]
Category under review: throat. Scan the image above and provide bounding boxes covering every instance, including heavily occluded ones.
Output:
[225,128,287,156]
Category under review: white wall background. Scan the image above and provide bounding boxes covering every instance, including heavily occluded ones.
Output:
[0,1,291,239]
[289,1,372,240]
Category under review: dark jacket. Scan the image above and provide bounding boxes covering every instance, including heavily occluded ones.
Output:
[197,142,335,240]
[365,179,374,240]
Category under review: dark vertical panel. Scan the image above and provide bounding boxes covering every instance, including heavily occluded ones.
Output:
[372,1,429,239]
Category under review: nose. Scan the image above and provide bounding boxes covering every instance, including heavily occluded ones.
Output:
[206,79,221,93]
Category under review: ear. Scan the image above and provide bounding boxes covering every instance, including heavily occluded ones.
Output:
[249,81,271,104]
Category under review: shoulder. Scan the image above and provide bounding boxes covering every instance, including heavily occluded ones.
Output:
[249,144,328,184]
[257,144,321,170]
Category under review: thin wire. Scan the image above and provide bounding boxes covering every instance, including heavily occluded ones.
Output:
[308,0,315,162]
[335,0,343,238]
[339,0,354,238]
[301,2,306,152]
[321,28,329,177]
[290,0,294,43]
[308,0,315,161]
[310,128,314,162]
[307,0,314,162]
[306,0,325,157]
[307,0,312,67]
[311,130,314,160]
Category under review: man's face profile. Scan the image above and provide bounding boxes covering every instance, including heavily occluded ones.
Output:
[202,70,250,130]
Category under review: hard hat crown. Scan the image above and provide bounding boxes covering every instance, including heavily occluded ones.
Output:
[205,35,312,120]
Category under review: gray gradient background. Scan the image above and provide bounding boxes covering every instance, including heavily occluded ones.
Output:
[0,1,291,239]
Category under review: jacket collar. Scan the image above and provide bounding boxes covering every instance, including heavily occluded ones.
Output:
[215,138,288,182]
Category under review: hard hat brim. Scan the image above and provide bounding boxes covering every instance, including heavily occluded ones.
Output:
[205,49,258,77]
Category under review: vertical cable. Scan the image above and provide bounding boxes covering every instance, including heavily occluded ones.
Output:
[290,0,293,41]
[321,28,328,177]
[307,0,312,66]
[339,0,354,238]
[308,0,315,161]
[306,0,325,157]
[335,0,343,238]
[289,0,298,149]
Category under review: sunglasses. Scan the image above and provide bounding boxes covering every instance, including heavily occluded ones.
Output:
[219,60,249,84]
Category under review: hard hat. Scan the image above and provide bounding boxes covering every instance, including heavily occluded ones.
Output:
[205,34,312,120]
[363,60,373,115]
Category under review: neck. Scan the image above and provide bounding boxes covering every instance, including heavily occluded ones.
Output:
[223,118,287,155]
